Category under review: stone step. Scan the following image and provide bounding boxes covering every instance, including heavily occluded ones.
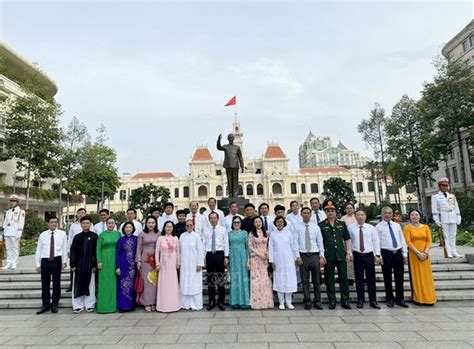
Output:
[1,289,473,309]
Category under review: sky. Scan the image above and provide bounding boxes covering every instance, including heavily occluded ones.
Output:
[0,0,473,176]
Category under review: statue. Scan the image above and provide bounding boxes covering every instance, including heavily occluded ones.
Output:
[217,133,244,198]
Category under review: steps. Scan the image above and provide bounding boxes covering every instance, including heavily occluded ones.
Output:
[1,258,473,309]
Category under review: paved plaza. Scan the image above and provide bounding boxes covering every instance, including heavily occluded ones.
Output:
[0,301,473,348]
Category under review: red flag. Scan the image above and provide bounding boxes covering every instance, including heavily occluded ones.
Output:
[224,96,236,107]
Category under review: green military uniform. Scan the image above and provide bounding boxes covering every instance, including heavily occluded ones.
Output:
[319,218,351,305]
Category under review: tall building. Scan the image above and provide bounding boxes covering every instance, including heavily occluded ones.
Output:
[0,41,59,218]
[299,131,370,168]
[425,20,474,198]
[82,116,415,217]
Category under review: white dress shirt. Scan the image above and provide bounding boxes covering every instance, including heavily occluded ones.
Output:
[224,213,244,232]
[203,225,229,257]
[158,213,178,232]
[310,210,327,224]
[375,220,408,257]
[259,214,275,232]
[286,212,302,231]
[203,208,226,228]
[35,229,68,267]
[93,221,113,235]
[294,221,325,257]
[186,212,207,238]
[120,219,143,236]
[348,223,381,255]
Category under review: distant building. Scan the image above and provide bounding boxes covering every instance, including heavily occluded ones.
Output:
[299,131,370,168]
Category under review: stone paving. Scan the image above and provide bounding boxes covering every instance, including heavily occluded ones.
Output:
[0,301,473,348]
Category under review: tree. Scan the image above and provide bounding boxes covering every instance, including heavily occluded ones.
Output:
[0,95,62,209]
[129,184,170,218]
[358,103,390,201]
[420,58,474,193]
[322,177,356,216]
[364,160,384,205]
[73,125,120,210]
[57,116,90,226]
[385,95,440,213]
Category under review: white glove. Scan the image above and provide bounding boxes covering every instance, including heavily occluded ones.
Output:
[15,232,22,240]
[457,217,462,225]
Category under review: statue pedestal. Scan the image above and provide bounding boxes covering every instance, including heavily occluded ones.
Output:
[218,197,250,216]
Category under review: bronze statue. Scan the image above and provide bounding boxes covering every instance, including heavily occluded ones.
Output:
[217,133,244,198]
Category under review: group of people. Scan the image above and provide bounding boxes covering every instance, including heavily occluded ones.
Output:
[32,177,463,314]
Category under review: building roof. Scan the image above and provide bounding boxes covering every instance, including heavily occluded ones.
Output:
[441,19,474,58]
[131,172,175,180]
[304,130,316,143]
[191,147,213,161]
[299,167,350,174]
[337,141,348,150]
[0,41,58,98]
[264,144,286,159]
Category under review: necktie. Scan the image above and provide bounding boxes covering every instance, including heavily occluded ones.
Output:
[387,222,398,248]
[315,211,320,223]
[49,231,55,260]
[305,224,311,251]
[443,192,447,198]
[264,216,268,231]
[211,227,216,254]
[192,214,196,226]
[359,225,365,253]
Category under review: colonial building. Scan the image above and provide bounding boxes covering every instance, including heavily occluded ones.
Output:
[0,41,59,220]
[299,131,370,168]
[425,20,474,198]
[83,116,415,217]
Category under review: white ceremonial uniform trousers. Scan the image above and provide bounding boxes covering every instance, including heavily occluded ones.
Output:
[441,223,458,255]
[4,236,19,267]
[72,272,96,310]
[277,292,293,305]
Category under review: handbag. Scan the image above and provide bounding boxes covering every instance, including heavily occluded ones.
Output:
[134,269,144,294]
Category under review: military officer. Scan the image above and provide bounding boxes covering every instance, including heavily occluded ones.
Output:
[2,194,26,269]
[431,178,462,258]
[318,199,352,309]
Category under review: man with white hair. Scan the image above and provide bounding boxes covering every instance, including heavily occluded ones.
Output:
[2,194,26,269]
[431,177,462,258]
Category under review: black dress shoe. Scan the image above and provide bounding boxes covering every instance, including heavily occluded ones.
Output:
[207,302,216,311]
[396,300,409,308]
[313,302,323,310]
[341,302,352,310]
[217,303,225,311]
[356,301,364,309]
[304,303,312,310]
[51,306,58,313]
[36,306,50,315]
[370,302,381,309]
[328,303,336,310]
[348,279,355,286]
[65,288,72,293]
[386,299,394,308]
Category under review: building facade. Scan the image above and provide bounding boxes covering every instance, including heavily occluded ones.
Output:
[82,117,415,217]
[299,131,370,168]
[425,20,474,198]
[0,41,59,220]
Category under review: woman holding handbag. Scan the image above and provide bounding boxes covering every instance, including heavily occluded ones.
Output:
[136,216,159,312]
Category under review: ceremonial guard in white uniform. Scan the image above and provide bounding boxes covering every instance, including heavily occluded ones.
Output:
[431,177,462,258]
[2,195,26,269]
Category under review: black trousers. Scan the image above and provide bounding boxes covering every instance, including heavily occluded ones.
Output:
[381,248,405,302]
[206,251,226,304]
[225,168,239,198]
[353,251,376,303]
[41,256,62,307]
[300,253,321,304]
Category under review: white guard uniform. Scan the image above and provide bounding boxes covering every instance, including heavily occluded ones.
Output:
[2,206,26,268]
[431,190,461,257]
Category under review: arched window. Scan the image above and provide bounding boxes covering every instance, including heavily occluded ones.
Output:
[301,183,306,194]
[257,184,264,196]
[272,183,282,195]
[310,183,318,193]
[238,184,243,196]
[216,185,223,197]
[290,182,297,194]
[246,184,254,196]
[198,185,208,197]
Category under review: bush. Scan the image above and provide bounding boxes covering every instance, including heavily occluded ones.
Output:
[23,209,47,240]
[455,191,474,226]
[20,239,38,256]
